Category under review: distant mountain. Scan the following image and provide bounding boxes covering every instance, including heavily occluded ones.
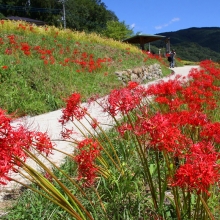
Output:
[151,27,220,62]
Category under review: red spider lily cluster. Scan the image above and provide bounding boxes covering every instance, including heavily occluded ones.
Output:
[117,60,220,194]
[59,93,87,125]
[0,22,114,73]
[103,81,147,116]
[59,93,102,186]
[142,50,168,65]
[60,60,220,193]
[172,141,219,194]
[74,139,102,186]
[0,109,53,185]
[0,21,165,76]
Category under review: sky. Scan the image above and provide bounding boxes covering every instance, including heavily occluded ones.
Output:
[101,0,220,35]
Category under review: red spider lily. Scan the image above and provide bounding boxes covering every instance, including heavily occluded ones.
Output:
[21,42,31,51]
[7,35,16,44]
[91,118,99,129]
[46,49,53,55]
[146,76,183,97]
[33,132,53,156]
[200,122,220,144]
[2,66,8,69]
[54,32,59,38]
[155,96,184,112]
[59,48,64,54]
[104,83,147,116]
[175,110,209,127]
[24,50,31,56]
[43,172,53,183]
[70,54,111,73]
[181,68,219,111]
[155,96,170,105]
[127,81,139,89]
[60,128,75,139]
[200,60,220,80]
[60,93,87,125]
[44,60,49,65]
[73,49,80,55]
[81,52,88,59]
[188,68,214,89]
[20,42,31,56]
[172,141,220,195]
[87,94,100,105]
[49,56,55,64]
[117,123,133,137]
[182,86,217,112]
[33,45,41,50]
[134,112,192,155]
[0,38,4,45]
[29,26,34,32]
[0,109,53,185]
[38,49,47,55]
[74,138,102,186]
[64,58,70,63]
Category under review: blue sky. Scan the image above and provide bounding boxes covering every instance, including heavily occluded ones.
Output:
[102,0,220,34]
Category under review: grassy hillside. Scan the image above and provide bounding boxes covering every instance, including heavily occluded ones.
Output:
[0,20,171,116]
[152,27,220,62]
[0,22,219,220]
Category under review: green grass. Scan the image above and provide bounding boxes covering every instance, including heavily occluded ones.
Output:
[1,133,154,220]
[1,21,205,220]
[0,20,172,116]
[3,115,219,219]
[180,59,199,65]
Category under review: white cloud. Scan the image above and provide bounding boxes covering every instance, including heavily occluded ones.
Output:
[171,17,180,22]
[155,17,180,30]
[130,23,135,29]
[155,25,163,30]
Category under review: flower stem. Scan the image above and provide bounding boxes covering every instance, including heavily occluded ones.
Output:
[199,194,215,220]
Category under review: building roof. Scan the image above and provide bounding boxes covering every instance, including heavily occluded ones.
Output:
[5,16,46,26]
[123,34,166,44]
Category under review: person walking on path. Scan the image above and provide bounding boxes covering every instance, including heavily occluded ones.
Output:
[170,49,176,68]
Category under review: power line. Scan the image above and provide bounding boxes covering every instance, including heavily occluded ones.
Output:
[0,4,62,14]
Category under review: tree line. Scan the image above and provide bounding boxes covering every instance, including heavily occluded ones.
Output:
[0,0,133,40]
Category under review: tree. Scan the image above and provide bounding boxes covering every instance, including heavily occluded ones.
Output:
[101,20,134,41]
[0,0,121,34]
[0,0,61,25]
[0,12,4,19]
[64,0,118,32]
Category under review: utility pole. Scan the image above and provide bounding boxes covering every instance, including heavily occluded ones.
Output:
[25,0,31,15]
[59,0,66,29]
[63,0,66,29]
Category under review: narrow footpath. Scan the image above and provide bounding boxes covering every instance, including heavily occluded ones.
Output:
[0,65,199,206]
